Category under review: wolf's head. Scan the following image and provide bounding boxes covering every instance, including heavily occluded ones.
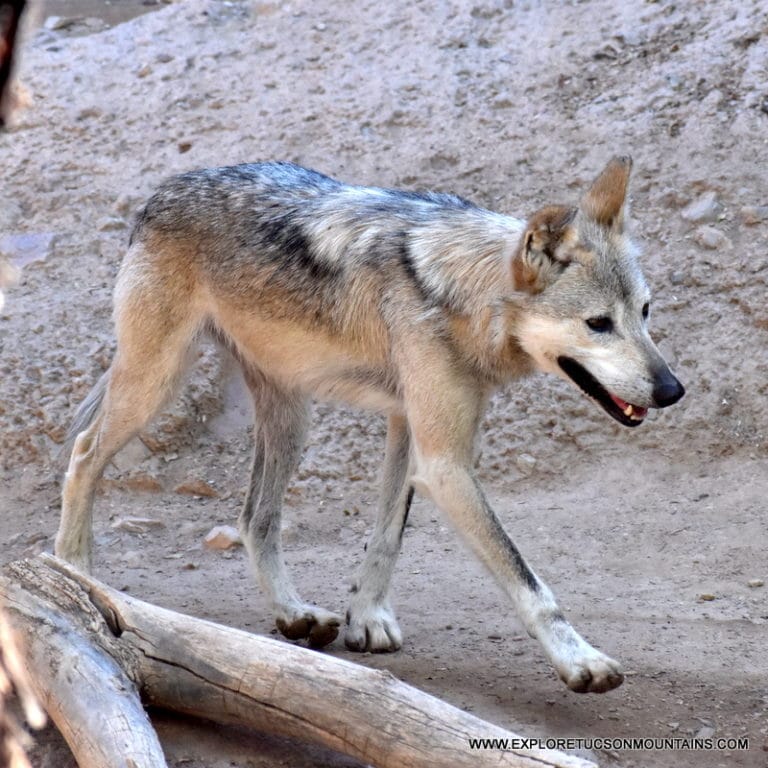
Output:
[512,156,684,427]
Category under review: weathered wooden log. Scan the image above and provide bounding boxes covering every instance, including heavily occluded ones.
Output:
[1,557,167,768]
[0,555,596,768]
[0,603,45,768]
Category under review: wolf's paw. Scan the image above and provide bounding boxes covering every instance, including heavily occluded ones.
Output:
[539,618,624,693]
[275,604,341,649]
[556,645,624,694]
[345,601,402,652]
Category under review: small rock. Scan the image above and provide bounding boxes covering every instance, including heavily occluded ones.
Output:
[739,205,768,225]
[203,525,242,550]
[491,94,514,109]
[112,517,166,533]
[121,474,163,493]
[516,453,536,472]
[120,550,143,568]
[669,270,687,286]
[695,725,715,740]
[136,64,153,78]
[0,232,56,268]
[175,479,219,498]
[698,593,716,602]
[747,579,764,588]
[659,188,690,208]
[593,42,621,60]
[0,260,19,294]
[98,217,127,232]
[43,15,80,30]
[76,107,103,120]
[694,226,730,250]
[681,191,721,223]
[618,29,643,47]
[666,73,683,90]
[177,140,193,154]
[113,194,139,217]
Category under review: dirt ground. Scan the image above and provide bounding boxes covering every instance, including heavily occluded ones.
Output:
[1,0,767,766]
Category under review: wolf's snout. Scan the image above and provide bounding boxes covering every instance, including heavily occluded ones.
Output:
[652,373,685,408]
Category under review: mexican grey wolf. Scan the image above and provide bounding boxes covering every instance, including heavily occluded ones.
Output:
[56,156,684,694]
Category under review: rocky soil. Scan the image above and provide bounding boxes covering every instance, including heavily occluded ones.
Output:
[1,1,767,766]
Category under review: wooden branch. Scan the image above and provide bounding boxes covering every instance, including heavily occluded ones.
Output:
[0,556,597,768]
[0,603,45,768]
[1,558,167,768]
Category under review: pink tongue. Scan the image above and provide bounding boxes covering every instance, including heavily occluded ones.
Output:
[609,393,648,418]
[610,393,630,410]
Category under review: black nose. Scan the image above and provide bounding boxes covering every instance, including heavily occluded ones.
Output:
[653,375,685,408]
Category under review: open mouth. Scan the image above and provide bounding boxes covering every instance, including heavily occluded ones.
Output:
[557,356,648,428]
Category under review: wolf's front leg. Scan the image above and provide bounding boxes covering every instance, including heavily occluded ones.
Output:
[345,413,411,652]
[414,453,623,692]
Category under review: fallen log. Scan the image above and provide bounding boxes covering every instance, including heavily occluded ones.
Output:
[0,555,596,768]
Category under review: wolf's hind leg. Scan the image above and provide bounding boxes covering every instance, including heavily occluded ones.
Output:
[240,367,341,648]
[57,268,199,572]
[345,413,411,652]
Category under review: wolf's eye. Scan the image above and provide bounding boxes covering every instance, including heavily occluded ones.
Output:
[642,302,650,320]
[585,316,613,333]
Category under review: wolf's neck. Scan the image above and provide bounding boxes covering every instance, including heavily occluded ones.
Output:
[407,210,524,315]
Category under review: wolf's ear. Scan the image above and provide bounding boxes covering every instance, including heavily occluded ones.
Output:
[580,155,632,231]
[512,205,576,293]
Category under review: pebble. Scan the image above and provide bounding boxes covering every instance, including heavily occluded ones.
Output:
[669,271,687,286]
[43,16,80,31]
[112,516,166,533]
[0,232,56,267]
[747,579,764,588]
[681,191,721,223]
[694,225,730,250]
[120,550,143,568]
[119,474,163,493]
[739,205,768,225]
[203,525,242,550]
[97,217,127,232]
[491,94,514,109]
[0,260,19,292]
[175,479,219,498]
[516,453,536,472]
[698,593,716,602]
[113,194,139,217]
[593,42,621,60]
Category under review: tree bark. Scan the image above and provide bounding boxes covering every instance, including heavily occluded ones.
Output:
[0,555,597,768]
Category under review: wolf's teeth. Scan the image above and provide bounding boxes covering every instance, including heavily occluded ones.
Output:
[624,405,634,417]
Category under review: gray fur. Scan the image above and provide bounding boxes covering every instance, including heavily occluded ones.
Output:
[60,370,109,459]
[131,161,520,325]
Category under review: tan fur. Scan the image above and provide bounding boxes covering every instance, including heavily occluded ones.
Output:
[579,155,632,230]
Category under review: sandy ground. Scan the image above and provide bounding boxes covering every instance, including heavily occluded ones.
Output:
[1,0,767,766]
